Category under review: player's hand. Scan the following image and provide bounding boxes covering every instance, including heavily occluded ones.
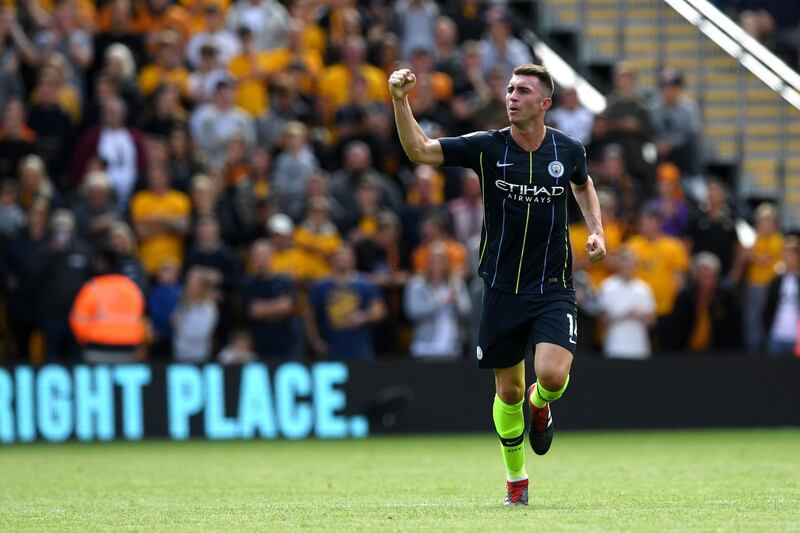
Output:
[388,68,416,100]
[586,233,606,263]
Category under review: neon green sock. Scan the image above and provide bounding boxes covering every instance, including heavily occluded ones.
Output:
[492,395,527,481]
[530,375,570,409]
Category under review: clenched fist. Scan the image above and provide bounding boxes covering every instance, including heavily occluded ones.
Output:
[388,68,416,100]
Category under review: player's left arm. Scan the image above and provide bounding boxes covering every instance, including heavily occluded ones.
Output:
[569,140,606,263]
[571,177,606,263]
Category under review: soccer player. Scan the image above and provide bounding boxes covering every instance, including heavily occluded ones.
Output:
[389,64,606,506]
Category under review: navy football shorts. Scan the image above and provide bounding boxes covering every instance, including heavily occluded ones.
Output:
[476,282,578,369]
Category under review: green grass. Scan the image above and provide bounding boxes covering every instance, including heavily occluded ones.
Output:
[0,430,798,532]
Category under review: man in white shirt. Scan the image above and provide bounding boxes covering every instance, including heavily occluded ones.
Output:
[190,79,256,165]
[597,248,656,359]
[549,88,594,144]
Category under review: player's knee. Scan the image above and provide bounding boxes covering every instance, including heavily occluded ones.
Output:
[537,355,572,391]
[496,381,525,404]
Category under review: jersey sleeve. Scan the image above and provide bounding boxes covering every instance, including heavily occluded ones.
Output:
[438,131,492,168]
[571,142,589,185]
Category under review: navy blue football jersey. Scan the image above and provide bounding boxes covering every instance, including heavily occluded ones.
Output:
[439,126,589,295]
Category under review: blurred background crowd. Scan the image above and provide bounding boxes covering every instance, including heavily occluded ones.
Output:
[0,0,797,364]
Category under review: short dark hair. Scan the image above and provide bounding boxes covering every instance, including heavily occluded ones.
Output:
[512,64,554,97]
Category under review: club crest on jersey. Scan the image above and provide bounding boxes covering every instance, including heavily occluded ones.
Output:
[548,160,564,178]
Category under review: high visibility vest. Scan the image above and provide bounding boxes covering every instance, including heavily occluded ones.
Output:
[69,274,146,346]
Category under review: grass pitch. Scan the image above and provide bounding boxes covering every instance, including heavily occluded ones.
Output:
[0,430,798,532]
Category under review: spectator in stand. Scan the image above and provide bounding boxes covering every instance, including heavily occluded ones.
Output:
[0,7,26,111]
[671,252,740,352]
[271,121,320,219]
[141,84,189,139]
[255,73,312,151]
[604,61,655,189]
[147,258,182,358]
[17,155,60,210]
[447,169,483,244]
[743,203,784,352]
[330,141,403,216]
[27,69,73,181]
[225,0,291,52]
[412,211,467,277]
[186,2,239,69]
[408,47,452,102]
[168,127,207,193]
[596,144,643,227]
[103,43,143,122]
[0,98,36,180]
[0,180,25,239]
[549,87,593,144]
[626,207,690,347]
[91,0,146,81]
[433,16,460,79]
[405,241,471,359]
[479,7,532,81]
[402,164,447,250]
[190,78,256,165]
[317,35,389,125]
[266,213,313,282]
[650,163,689,238]
[73,171,119,242]
[172,266,219,363]
[241,239,302,358]
[227,26,271,117]
[597,248,656,359]
[71,96,147,207]
[188,173,238,246]
[138,31,190,98]
[135,0,194,50]
[2,200,49,360]
[651,69,703,176]
[130,161,191,276]
[70,247,145,363]
[294,198,342,279]
[408,72,457,137]
[31,0,94,99]
[449,40,490,132]
[38,210,92,360]
[108,221,149,291]
[188,43,229,103]
[184,216,239,288]
[447,0,487,42]
[307,244,387,359]
[686,178,742,281]
[763,236,800,356]
[389,0,439,59]
[469,66,510,131]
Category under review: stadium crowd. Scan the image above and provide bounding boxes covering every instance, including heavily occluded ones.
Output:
[0,0,797,363]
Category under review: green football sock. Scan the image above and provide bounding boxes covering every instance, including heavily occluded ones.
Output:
[492,395,527,481]
[530,375,570,409]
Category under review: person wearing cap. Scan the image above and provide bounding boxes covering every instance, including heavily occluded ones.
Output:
[294,197,343,280]
[266,213,311,282]
[625,207,690,346]
[186,0,239,69]
[651,68,703,176]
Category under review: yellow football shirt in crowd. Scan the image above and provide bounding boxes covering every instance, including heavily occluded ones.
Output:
[317,63,389,123]
[746,233,784,286]
[294,226,342,279]
[130,190,191,275]
[626,234,690,316]
[138,65,190,97]
[569,220,624,288]
[228,53,272,116]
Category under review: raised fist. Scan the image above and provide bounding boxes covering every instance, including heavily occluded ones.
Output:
[388,68,417,100]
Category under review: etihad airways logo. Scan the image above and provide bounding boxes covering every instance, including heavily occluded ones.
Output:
[495,180,565,203]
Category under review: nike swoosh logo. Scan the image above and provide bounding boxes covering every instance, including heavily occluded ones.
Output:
[496,162,514,167]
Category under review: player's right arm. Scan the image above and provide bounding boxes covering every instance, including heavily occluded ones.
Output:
[389,69,444,166]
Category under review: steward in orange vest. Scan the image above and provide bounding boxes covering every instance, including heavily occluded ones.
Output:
[70,250,146,363]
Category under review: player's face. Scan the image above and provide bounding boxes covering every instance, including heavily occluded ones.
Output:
[506,75,552,125]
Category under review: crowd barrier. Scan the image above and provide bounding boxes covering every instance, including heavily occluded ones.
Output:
[1,357,798,443]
